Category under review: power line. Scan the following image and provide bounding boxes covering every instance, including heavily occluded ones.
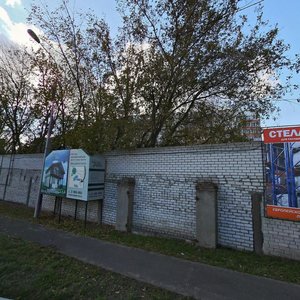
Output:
[274,98,300,103]
[237,0,264,12]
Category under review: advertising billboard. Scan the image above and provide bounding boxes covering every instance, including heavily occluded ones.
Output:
[41,150,70,197]
[263,126,300,144]
[66,149,89,200]
[41,149,105,201]
[263,126,300,221]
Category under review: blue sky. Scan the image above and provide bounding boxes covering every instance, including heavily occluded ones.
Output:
[0,0,299,127]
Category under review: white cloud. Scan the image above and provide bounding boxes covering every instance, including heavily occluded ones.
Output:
[5,0,21,8]
[0,6,13,27]
[0,5,41,49]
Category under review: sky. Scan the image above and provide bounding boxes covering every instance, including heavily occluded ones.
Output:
[0,0,300,127]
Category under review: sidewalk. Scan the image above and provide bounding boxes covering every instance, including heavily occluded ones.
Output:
[0,215,300,300]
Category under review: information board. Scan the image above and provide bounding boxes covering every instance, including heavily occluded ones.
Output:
[41,149,105,201]
[66,149,89,200]
[263,126,300,221]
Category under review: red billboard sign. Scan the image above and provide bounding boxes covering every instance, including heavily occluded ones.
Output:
[263,126,300,144]
[266,205,300,221]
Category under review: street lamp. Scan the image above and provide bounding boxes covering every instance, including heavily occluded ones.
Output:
[27,29,40,44]
[28,28,55,218]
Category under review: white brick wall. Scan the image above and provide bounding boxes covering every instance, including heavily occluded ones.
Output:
[262,217,300,260]
[0,154,101,223]
[1,142,300,259]
[104,142,264,250]
[0,155,41,207]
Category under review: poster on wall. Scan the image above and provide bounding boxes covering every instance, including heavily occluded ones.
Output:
[41,150,70,197]
[263,126,300,221]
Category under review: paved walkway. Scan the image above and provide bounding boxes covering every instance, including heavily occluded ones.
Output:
[0,216,300,300]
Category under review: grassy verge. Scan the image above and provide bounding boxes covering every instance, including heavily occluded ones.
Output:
[1,200,300,285]
[0,234,188,300]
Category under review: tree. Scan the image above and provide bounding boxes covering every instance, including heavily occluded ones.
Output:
[28,1,122,152]
[26,0,294,151]
[23,48,76,153]
[106,0,291,147]
[0,45,36,153]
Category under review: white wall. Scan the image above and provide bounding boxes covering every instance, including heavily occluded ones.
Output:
[1,142,300,259]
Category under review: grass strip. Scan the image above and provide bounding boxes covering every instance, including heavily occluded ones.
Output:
[1,200,300,285]
[0,233,189,300]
